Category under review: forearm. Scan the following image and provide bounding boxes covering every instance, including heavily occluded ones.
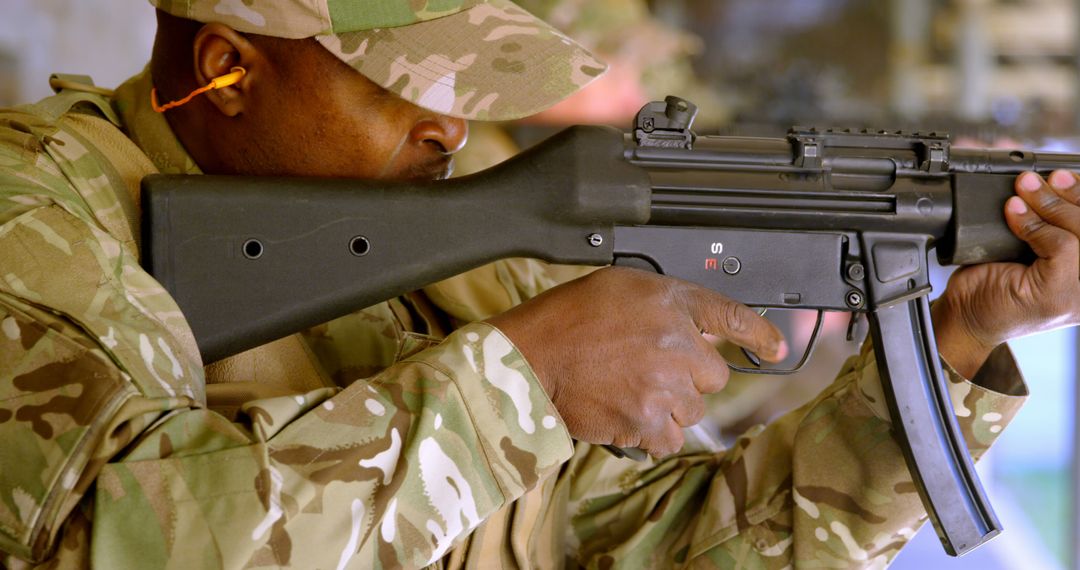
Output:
[23,324,572,569]
[6,319,574,570]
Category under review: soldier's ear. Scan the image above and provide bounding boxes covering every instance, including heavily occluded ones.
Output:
[192,23,258,118]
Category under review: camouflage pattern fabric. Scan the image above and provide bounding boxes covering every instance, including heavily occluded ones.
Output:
[152,0,488,36]
[149,0,608,120]
[0,71,1028,569]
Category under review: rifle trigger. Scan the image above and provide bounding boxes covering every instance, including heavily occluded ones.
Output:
[741,347,763,368]
[728,310,824,376]
[603,445,649,462]
[740,307,768,367]
[845,312,865,342]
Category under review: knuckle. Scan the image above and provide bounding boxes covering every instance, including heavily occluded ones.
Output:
[1038,193,1072,220]
[685,397,706,426]
[611,431,642,450]
[666,281,691,308]
[646,435,681,458]
[647,278,681,311]
[633,391,669,427]
[722,302,749,334]
[655,330,682,351]
[666,431,686,456]
[698,356,730,393]
[640,370,670,392]
[700,372,727,394]
[712,363,731,391]
[656,445,678,458]
[1020,217,1047,237]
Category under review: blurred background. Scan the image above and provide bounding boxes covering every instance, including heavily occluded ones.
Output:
[659,2,1079,567]
[2,0,1077,568]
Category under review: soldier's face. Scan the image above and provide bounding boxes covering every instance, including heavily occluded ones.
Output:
[240,38,469,181]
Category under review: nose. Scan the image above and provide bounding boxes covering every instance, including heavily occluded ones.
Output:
[410,115,469,155]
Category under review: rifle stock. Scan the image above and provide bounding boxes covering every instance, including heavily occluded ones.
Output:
[141,97,1079,557]
[142,125,650,362]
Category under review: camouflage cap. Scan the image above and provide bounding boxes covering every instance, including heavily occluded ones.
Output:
[148,0,608,120]
[514,0,702,66]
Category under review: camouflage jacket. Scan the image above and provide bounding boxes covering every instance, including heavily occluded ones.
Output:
[0,71,1027,569]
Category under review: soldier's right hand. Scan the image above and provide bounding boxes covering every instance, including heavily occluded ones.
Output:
[486,266,788,458]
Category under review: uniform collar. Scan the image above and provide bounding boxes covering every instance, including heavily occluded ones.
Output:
[112,68,202,175]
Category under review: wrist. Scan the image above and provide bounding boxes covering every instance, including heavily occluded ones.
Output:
[931,297,996,379]
[484,314,558,400]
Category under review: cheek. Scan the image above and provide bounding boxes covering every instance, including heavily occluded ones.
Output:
[285,114,386,177]
[313,103,413,178]
[244,97,344,176]
[346,125,412,179]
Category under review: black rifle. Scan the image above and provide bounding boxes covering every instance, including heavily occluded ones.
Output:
[141,97,1078,557]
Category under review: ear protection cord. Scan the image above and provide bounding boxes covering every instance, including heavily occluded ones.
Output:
[378,132,412,178]
[152,67,246,113]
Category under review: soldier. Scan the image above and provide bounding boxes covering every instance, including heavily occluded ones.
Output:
[0,1,1075,568]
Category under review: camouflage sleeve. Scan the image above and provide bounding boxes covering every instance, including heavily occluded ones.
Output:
[564,340,1027,569]
[0,119,573,567]
[0,111,209,563]
[83,323,571,569]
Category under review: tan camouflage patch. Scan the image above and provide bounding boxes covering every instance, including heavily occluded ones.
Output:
[317,0,606,120]
[149,0,330,38]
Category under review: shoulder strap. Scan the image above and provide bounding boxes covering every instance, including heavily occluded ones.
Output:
[18,73,123,126]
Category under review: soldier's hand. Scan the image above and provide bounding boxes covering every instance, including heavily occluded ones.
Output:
[486,266,787,458]
[934,170,1080,378]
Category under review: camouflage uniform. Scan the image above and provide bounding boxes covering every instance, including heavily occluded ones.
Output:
[0,1,1027,569]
